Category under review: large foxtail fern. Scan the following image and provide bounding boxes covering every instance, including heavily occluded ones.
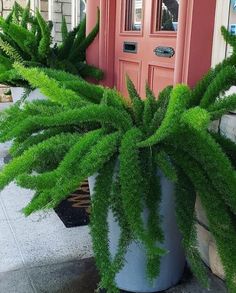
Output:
[1,28,236,292]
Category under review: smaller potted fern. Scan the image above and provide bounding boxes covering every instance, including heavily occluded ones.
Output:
[0,27,236,293]
[0,2,103,102]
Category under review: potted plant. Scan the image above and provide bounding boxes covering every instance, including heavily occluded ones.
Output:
[0,2,103,102]
[0,27,236,293]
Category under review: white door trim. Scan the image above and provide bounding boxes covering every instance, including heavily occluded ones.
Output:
[211,0,230,66]
[48,0,54,21]
[30,0,40,14]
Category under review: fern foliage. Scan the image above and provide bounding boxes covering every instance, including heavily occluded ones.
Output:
[0,4,103,87]
[1,27,236,293]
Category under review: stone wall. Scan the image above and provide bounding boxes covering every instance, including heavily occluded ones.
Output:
[0,0,27,18]
[41,0,49,20]
[196,111,236,280]
[52,0,72,43]
[52,0,86,43]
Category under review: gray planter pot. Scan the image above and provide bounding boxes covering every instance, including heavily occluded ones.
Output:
[88,172,185,293]
[10,87,46,103]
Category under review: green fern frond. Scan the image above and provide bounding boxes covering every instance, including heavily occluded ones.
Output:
[155,151,177,182]
[126,76,144,125]
[77,63,104,81]
[200,66,236,109]
[21,1,31,28]
[14,64,88,107]
[36,9,51,60]
[61,16,68,42]
[17,129,103,191]
[139,84,190,147]
[175,168,209,287]
[0,38,23,62]
[208,94,236,120]
[68,16,86,61]
[0,133,79,191]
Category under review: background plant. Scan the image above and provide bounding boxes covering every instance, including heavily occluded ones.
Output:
[0,1,103,87]
[0,27,236,293]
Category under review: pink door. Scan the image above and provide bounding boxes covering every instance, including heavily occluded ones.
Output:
[114,0,179,97]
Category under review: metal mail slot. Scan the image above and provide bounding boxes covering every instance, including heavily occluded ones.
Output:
[123,42,137,53]
[154,46,175,58]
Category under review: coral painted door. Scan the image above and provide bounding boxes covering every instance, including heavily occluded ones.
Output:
[114,0,179,97]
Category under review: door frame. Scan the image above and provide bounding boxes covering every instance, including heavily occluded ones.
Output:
[86,0,116,87]
[86,0,217,88]
[174,0,216,86]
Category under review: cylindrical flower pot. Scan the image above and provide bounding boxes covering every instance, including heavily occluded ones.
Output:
[88,172,185,293]
[10,87,46,103]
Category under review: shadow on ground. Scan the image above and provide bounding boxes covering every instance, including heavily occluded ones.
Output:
[0,256,228,293]
[69,258,225,293]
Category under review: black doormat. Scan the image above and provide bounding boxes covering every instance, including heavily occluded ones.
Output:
[54,180,91,228]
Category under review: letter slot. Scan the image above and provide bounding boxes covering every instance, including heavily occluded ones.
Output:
[123,42,137,53]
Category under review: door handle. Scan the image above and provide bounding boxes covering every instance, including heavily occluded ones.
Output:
[154,46,175,58]
[123,42,137,53]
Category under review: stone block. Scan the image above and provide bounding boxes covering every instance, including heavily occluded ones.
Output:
[3,0,15,10]
[196,223,213,266]
[208,120,220,133]
[3,0,26,10]
[41,11,48,20]
[54,22,62,32]
[62,3,72,16]
[53,12,63,22]
[220,114,236,142]
[53,2,62,13]
[209,241,225,280]
[54,32,62,43]
[225,86,236,114]
[40,0,49,12]
[195,196,209,226]
[2,10,11,18]
[63,14,72,23]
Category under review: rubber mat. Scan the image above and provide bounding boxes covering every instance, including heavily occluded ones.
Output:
[54,180,91,228]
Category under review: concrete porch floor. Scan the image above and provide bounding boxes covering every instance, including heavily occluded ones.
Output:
[0,142,227,293]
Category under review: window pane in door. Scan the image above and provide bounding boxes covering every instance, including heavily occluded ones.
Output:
[125,0,143,31]
[157,0,179,32]
[226,0,236,113]
[228,1,236,56]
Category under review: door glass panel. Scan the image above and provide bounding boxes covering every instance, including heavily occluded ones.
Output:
[226,1,236,107]
[228,1,236,56]
[157,0,179,32]
[125,0,143,31]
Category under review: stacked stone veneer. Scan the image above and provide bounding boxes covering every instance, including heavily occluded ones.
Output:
[52,0,72,43]
[0,0,71,43]
[0,0,27,17]
[196,111,236,280]
[40,0,49,20]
